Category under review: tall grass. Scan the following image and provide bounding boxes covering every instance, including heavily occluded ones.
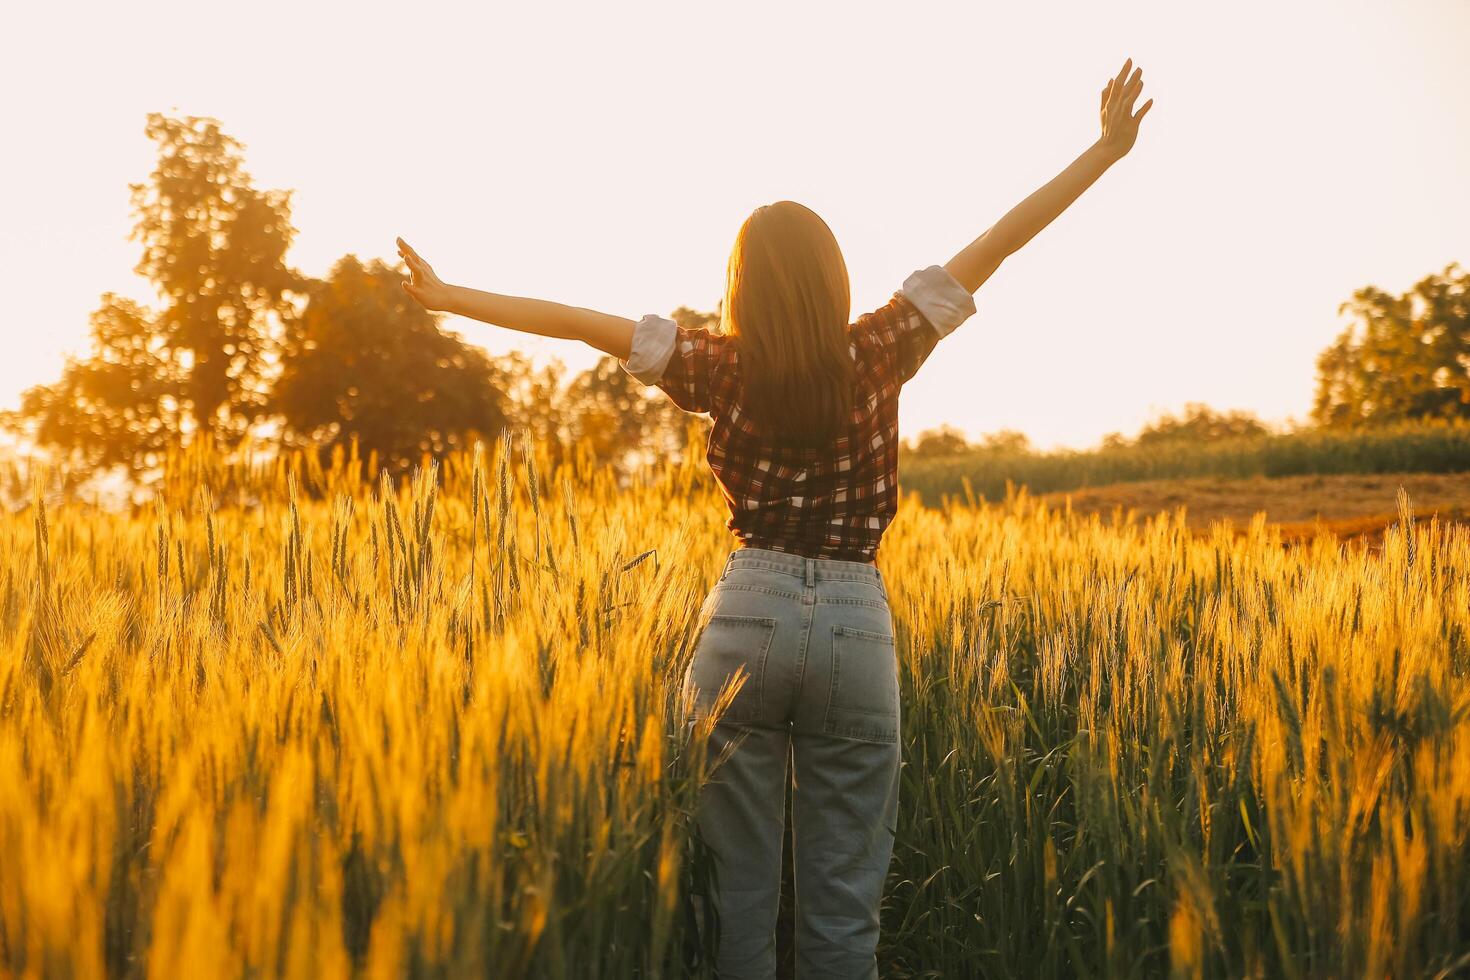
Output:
[880,486,1470,978]
[0,435,725,978]
[1,434,1467,977]
[902,417,1470,505]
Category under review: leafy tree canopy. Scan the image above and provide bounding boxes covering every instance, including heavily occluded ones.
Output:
[1133,402,1270,446]
[1313,263,1470,428]
[9,113,304,473]
[273,255,508,475]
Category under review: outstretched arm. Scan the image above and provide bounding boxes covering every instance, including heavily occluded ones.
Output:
[395,236,637,360]
[943,58,1154,295]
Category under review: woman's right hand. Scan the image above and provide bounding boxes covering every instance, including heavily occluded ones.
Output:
[1097,58,1154,162]
[396,236,455,312]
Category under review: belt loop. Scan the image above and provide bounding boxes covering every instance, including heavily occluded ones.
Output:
[804,557,815,588]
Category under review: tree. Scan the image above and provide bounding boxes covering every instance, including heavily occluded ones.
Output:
[273,255,507,474]
[493,350,570,460]
[1313,263,1470,428]
[560,355,687,463]
[901,426,1035,458]
[1134,402,1269,445]
[130,114,303,441]
[9,113,303,472]
[10,296,179,471]
[552,302,717,467]
[273,271,710,478]
[902,425,971,457]
[974,429,1033,454]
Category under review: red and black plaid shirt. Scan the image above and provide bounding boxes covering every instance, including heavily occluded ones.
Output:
[622,266,975,563]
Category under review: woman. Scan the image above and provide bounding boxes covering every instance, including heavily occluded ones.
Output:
[398,59,1152,978]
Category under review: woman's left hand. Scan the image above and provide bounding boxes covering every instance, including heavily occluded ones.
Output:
[396,236,454,311]
[1097,58,1153,163]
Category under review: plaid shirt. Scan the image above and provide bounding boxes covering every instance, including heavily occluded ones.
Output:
[621,265,976,563]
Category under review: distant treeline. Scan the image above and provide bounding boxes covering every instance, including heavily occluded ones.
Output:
[17,111,1465,496]
[5,113,704,487]
[900,418,1470,505]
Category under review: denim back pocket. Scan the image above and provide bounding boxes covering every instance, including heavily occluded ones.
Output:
[688,614,777,725]
[823,624,899,743]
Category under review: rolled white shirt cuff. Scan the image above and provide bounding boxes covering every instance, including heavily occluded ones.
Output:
[898,265,976,339]
[620,313,678,386]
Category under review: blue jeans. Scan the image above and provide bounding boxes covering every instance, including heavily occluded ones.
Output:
[684,547,901,980]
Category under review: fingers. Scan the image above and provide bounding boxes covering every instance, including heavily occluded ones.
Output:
[1133,98,1154,123]
[1122,68,1144,113]
[396,236,424,267]
[1102,60,1145,119]
[395,237,433,280]
[395,237,447,303]
[1112,58,1132,97]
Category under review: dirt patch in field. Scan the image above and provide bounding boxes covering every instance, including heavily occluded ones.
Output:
[1038,472,1470,549]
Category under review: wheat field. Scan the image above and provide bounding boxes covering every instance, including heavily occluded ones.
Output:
[1,436,1467,979]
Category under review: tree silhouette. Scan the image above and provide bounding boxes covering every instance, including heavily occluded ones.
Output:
[8,110,722,481]
[562,354,693,465]
[901,426,1034,458]
[1133,403,1270,445]
[10,296,178,471]
[1313,263,1470,427]
[273,255,507,475]
[533,302,715,469]
[9,113,304,472]
[901,424,971,457]
[130,114,303,440]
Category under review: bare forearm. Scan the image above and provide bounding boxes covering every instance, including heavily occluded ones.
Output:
[990,140,1118,257]
[443,284,636,360]
[446,285,590,340]
[944,139,1119,294]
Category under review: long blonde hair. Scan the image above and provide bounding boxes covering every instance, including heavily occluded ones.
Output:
[722,201,854,449]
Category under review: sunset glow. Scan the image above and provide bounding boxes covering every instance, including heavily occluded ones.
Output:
[4,0,1467,448]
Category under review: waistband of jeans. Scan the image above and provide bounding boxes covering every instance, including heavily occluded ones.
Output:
[724,546,883,584]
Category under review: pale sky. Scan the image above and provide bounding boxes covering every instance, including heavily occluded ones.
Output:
[3,0,1467,451]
